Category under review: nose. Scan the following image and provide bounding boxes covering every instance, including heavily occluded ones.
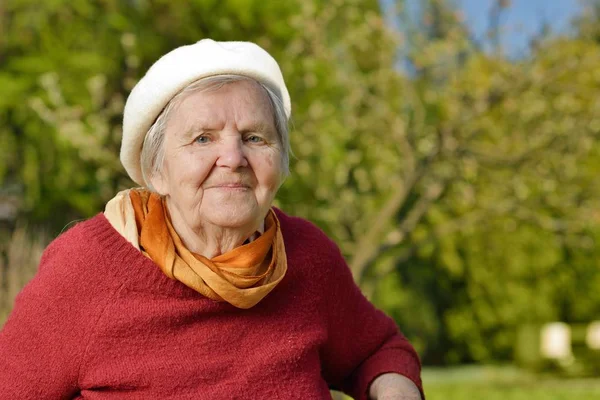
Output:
[215,135,248,171]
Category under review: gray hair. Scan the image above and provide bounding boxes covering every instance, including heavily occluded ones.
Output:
[140,75,290,192]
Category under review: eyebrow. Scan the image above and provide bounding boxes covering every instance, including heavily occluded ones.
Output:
[181,122,211,138]
[239,121,275,134]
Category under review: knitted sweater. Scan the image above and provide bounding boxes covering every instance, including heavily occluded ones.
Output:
[0,209,422,399]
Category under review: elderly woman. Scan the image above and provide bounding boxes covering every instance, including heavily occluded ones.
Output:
[0,40,423,399]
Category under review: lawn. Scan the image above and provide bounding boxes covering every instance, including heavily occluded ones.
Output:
[423,365,600,400]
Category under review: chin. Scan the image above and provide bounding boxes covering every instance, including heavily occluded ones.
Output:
[207,207,260,229]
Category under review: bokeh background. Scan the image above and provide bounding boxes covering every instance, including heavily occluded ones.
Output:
[1,0,600,398]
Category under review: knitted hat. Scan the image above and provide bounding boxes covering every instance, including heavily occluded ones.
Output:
[121,39,291,186]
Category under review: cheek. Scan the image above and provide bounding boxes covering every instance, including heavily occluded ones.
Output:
[255,153,283,191]
[177,153,215,184]
[264,155,275,171]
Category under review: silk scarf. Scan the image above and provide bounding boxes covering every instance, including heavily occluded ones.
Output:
[104,189,287,309]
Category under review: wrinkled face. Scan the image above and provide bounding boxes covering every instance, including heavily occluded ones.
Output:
[151,79,283,232]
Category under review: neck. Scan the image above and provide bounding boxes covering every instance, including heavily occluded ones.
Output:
[166,201,263,259]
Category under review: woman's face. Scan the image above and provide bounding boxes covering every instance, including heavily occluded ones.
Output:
[151,79,283,232]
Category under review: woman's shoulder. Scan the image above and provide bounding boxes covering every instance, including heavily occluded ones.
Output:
[42,214,124,266]
[42,213,193,297]
[275,208,337,245]
[273,208,346,266]
[4,214,129,322]
[37,213,144,288]
[44,214,109,256]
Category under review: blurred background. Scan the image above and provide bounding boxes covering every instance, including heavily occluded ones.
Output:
[1,0,600,398]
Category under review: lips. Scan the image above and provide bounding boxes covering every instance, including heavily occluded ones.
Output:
[206,182,250,189]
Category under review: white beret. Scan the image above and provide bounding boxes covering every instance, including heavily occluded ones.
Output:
[121,39,291,186]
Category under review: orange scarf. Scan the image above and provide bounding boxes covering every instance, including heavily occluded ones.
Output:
[104,189,287,309]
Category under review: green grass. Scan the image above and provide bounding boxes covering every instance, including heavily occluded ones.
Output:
[424,365,600,400]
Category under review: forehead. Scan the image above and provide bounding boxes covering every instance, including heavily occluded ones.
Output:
[171,79,275,128]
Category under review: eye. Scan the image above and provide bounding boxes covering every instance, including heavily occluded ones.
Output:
[246,135,264,143]
[195,135,211,144]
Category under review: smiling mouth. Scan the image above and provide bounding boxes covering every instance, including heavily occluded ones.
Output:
[208,184,250,190]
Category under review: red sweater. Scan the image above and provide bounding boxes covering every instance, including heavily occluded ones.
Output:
[0,210,422,399]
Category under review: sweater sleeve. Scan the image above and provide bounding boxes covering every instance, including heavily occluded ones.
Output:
[318,241,423,400]
[0,228,112,399]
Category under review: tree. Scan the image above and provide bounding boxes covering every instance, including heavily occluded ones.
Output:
[366,1,600,363]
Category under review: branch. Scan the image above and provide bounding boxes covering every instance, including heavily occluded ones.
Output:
[462,132,565,168]
[349,169,421,282]
[349,149,443,283]
[349,121,457,283]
